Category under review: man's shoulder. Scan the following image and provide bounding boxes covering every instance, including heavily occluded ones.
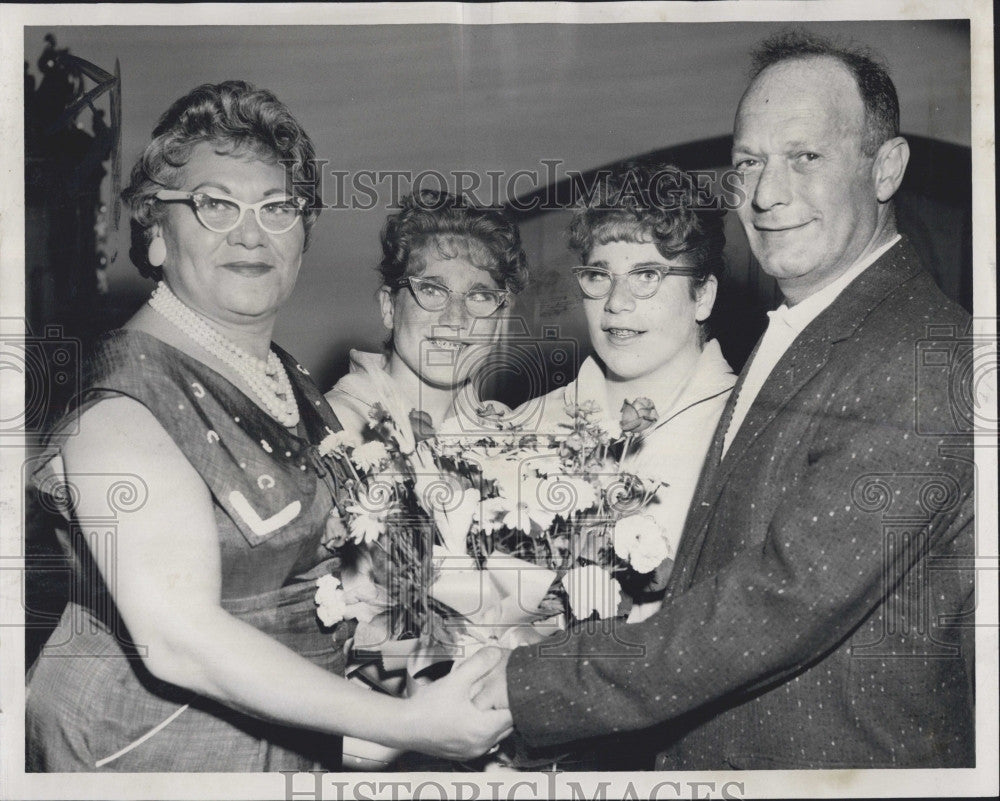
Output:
[838,239,970,351]
[865,268,970,345]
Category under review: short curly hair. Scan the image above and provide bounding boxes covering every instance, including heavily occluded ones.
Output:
[121,80,322,280]
[378,189,529,296]
[568,162,726,298]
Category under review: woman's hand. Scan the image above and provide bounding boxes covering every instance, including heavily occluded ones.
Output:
[397,648,514,760]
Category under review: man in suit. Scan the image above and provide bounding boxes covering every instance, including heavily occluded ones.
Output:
[474,30,975,769]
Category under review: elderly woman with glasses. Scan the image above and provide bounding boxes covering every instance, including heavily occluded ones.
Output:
[522,162,736,625]
[326,189,528,439]
[25,81,511,773]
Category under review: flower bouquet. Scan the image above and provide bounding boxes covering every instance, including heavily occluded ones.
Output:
[311,395,675,768]
[311,406,557,768]
[462,396,676,624]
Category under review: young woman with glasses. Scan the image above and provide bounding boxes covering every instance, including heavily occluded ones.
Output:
[520,162,737,629]
[325,189,528,439]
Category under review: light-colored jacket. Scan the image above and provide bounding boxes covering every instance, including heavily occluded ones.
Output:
[325,349,511,442]
[516,338,736,560]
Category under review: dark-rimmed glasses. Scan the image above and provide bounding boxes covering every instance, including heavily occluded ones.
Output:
[395,277,510,317]
[571,264,700,300]
[154,190,308,235]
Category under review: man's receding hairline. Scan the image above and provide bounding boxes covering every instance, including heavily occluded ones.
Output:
[748,54,860,95]
[738,54,867,124]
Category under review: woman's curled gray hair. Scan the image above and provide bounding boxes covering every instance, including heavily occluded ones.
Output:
[121,80,321,279]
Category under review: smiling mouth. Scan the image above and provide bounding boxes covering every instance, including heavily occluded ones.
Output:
[603,327,645,341]
[427,338,468,351]
[221,261,273,277]
[754,221,811,233]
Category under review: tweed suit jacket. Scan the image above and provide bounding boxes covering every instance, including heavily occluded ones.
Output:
[507,238,975,769]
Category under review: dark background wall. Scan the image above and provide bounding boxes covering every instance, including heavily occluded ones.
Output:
[23,21,971,396]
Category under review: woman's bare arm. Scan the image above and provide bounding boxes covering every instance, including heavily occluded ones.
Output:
[58,396,512,758]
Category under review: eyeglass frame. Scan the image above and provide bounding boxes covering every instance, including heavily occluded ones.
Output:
[153,189,309,235]
[393,276,511,317]
[570,263,702,300]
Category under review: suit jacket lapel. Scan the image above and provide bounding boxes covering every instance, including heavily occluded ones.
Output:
[666,353,756,594]
[713,331,833,487]
[676,339,758,532]
[667,237,925,595]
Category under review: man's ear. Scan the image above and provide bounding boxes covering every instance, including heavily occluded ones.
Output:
[873,136,910,202]
[695,275,718,322]
[378,286,395,331]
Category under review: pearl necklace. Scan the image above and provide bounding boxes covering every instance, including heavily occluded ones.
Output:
[148,282,300,428]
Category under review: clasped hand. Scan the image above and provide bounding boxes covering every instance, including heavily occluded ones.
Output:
[402,647,512,760]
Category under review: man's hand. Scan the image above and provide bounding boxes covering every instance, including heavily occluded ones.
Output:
[471,647,511,710]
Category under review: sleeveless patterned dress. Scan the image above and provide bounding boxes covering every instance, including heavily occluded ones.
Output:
[27,329,354,772]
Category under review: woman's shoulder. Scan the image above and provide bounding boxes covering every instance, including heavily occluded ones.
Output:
[63,394,192,468]
[323,388,370,437]
[37,329,187,450]
[81,328,210,398]
[33,393,198,518]
[507,382,574,437]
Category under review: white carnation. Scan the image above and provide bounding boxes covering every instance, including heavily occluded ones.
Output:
[315,574,348,626]
[350,441,391,473]
[318,430,362,456]
[345,507,386,545]
[613,514,672,574]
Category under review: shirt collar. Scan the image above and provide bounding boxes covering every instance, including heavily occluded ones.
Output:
[770,234,901,334]
[565,339,736,433]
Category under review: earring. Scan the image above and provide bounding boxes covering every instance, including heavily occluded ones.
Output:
[147,235,166,268]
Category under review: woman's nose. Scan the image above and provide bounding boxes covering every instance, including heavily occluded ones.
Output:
[438,293,471,327]
[227,209,266,247]
[604,275,635,313]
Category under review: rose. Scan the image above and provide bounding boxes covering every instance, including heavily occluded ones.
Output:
[558,432,585,462]
[341,573,387,624]
[619,397,658,435]
[409,408,436,443]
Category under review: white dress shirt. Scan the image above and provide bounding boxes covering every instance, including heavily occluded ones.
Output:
[722,235,901,456]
